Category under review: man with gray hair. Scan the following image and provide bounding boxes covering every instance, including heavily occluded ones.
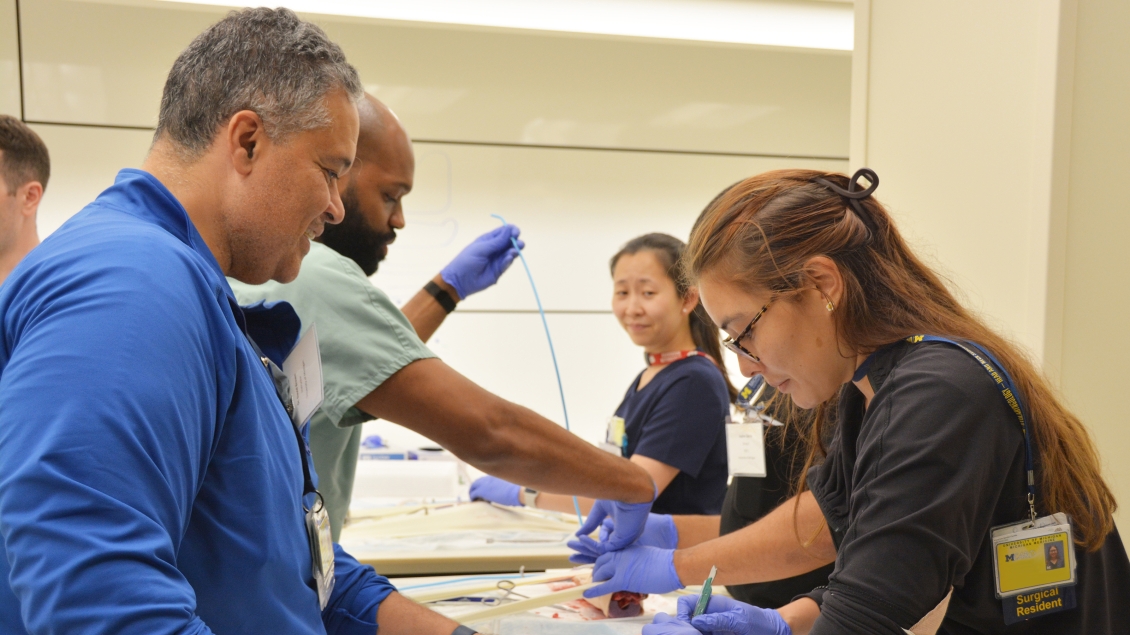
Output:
[0,8,464,635]
[0,115,49,283]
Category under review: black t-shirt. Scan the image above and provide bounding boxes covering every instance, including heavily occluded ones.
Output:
[806,340,1130,634]
[616,355,729,515]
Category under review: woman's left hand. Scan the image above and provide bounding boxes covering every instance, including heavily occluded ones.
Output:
[584,544,683,597]
[468,475,522,507]
[642,613,701,635]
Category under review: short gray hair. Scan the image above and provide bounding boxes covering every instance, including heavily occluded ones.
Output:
[154,7,362,159]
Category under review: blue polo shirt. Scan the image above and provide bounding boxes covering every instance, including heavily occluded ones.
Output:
[0,170,393,635]
[617,355,730,515]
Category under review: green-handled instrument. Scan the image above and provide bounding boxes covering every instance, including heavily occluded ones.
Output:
[693,565,718,617]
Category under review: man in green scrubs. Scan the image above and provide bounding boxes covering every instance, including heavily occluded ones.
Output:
[231,95,654,539]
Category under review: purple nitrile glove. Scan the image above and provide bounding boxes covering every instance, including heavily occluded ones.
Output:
[642,613,700,635]
[616,513,678,548]
[676,595,792,635]
[567,536,603,565]
[584,544,683,598]
[469,475,522,507]
[569,513,678,564]
[440,224,524,299]
[574,480,655,554]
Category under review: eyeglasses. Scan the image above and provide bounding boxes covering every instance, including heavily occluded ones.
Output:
[722,299,774,362]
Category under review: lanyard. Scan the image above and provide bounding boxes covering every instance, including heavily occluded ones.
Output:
[736,374,768,411]
[275,372,321,509]
[246,336,321,510]
[904,335,1038,523]
[645,349,716,366]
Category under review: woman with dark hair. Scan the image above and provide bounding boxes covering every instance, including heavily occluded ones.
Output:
[580,170,1130,634]
[568,187,836,611]
[470,233,734,516]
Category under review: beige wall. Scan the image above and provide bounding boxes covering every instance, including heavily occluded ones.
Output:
[854,0,1130,545]
[17,0,850,157]
[0,0,19,116]
[1059,0,1130,543]
[10,0,850,447]
[853,0,1068,361]
[27,123,152,236]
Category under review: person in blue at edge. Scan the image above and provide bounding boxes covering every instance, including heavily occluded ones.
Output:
[574,170,1130,634]
[0,9,659,635]
[471,233,734,516]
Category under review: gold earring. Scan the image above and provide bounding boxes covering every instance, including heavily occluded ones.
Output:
[816,286,835,312]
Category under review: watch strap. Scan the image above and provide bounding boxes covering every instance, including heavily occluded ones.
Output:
[424,280,457,314]
[522,487,539,509]
[451,626,478,635]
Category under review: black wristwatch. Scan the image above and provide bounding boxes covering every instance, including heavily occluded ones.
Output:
[424,280,458,314]
[451,626,478,635]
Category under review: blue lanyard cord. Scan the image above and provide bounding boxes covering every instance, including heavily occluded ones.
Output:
[906,335,1038,523]
[244,335,320,504]
[491,215,584,525]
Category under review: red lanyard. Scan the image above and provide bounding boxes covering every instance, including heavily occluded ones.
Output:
[646,349,716,366]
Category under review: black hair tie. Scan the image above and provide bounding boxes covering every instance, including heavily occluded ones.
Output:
[812,168,880,236]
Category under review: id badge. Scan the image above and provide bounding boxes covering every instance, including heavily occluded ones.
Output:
[991,512,1077,624]
[306,503,335,610]
[602,416,627,456]
[726,422,766,478]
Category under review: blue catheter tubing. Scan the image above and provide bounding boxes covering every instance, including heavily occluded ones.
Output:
[491,214,584,525]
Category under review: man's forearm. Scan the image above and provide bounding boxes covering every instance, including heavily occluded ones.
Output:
[673,491,835,587]
[358,358,655,504]
[462,400,654,504]
[401,274,458,342]
[374,592,460,634]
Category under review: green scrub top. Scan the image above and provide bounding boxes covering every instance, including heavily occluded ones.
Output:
[230,241,435,539]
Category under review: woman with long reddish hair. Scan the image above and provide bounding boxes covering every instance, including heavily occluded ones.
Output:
[583,169,1130,634]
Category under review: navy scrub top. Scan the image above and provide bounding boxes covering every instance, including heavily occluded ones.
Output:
[616,354,730,515]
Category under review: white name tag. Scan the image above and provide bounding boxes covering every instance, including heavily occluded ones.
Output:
[599,443,623,456]
[283,325,325,427]
[726,422,766,478]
